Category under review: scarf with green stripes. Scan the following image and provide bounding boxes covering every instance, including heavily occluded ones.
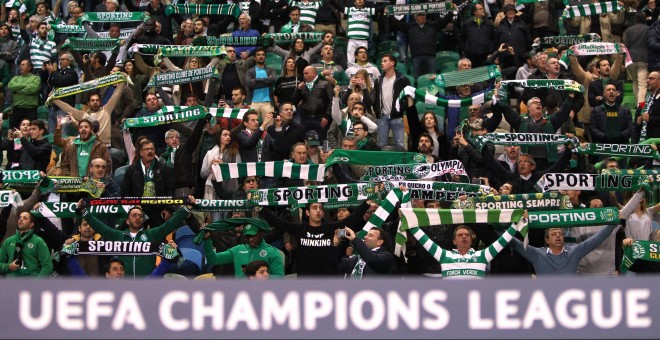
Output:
[61,37,120,52]
[0,190,20,208]
[153,45,227,65]
[193,199,252,212]
[46,73,128,104]
[398,86,495,110]
[497,79,584,102]
[387,180,488,201]
[576,143,660,160]
[1,170,41,184]
[146,67,220,87]
[362,189,412,256]
[78,12,148,24]
[526,207,619,228]
[212,161,325,182]
[385,2,454,15]
[452,192,573,211]
[122,106,207,129]
[561,1,623,19]
[538,173,652,192]
[360,160,467,181]
[475,133,578,150]
[159,106,250,120]
[400,208,525,230]
[39,176,104,198]
[32,202,132,218]
[430,65,501,89]
[164,4,242,17]
[325,149,428,166]
[247,183,383,206]
[621,240,660,274]
[192,32,324,48]
[51,22,86,34]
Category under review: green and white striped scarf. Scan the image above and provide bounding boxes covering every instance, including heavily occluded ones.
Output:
[123,106,207,129]
[397,86,494,110]
[562,1,622,18]
[32,202,132,218]
[361,188,412,256]
[452,192,573,211]
[538,173,651,192]
[527,208,619,228]
[386,1,453,15]
[78,12,148,24]
[576,143,660,160]
[247,183,380,206]
[154,45,227,65]
[400,208,525,230]
[497,79,584,102]
[212,161,325,182]
[46,73,128,104]
[40,177,104,198]
[325,149,428,166]
[360,160,467,181]
[0,190,20,208]
[159,106,249,120]
[61,37,120,51]
[164,4,242,17]
[431,65,501,89]
[621,240,660,274]
[193,199,251,212]
[146,67,220,87]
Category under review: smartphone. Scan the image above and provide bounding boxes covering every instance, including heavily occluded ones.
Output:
[471,178,484,185]
[338,229,347,238]
[455,127,462,135]
[323,140,330,153]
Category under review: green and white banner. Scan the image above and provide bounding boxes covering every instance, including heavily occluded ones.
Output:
[164,4,242,17]
[386,180,488,201]
[0,190,20,208]
[212,161,325,182]
[400,208,525,230]
[41,176,104,198]
[360,160,467,181]
[452,192,572,211]
[78,12,148,24]
[621,240,660,274]
[527,207,619,228]
[576,143,660,160]
[193,199,251,212]
[123,106,207,129]
[96,28,135,39]
[477,133,577,148]
[538,173,651,192]
[498,79,584,102]
[562,1,622,19]
[247,183,382,206]
[192,32,324,47]
[51,22,85,34]
[159,106,250,120]
[146,67,220,87]
[538,33,601,48]
[386,2,453,15]
[325,149,428,166]
[47,73,127,103]
[62,37,120,51]
[32,202,132,218]
[154,45,227,65]
[1,170,41,184]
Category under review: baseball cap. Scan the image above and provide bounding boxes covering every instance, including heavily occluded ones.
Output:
[243,224,261,236]
[305,130,320,146]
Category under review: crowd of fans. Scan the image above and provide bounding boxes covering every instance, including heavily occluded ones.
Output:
[0,0,658,279]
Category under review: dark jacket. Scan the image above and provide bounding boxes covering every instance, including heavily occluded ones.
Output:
[236,126,273,162]
[523,70,584,113]
[496,16,531,62]
[404,102,450,161]
[648,20,660,72]
[173,119,206,189]
[588,78,624,107]
[18,137,52,173]
[267,121,307,161]
[47,66,78,107]
[459,17,495,55]
[246,64,277,105]
[373,71,411,119]
[338,238,396,276]
[124,0,176,41]
[633,91,660,143]
[292,77,334,120]
[121,158,173,197]
[589,104,633,144]
[392,13,453,58]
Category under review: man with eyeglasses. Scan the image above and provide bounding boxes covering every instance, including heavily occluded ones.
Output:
[352,121,378,150]
[60,117,111,177]
[46,52,78,135]
[345,46,380,86]
[218,46,256,103]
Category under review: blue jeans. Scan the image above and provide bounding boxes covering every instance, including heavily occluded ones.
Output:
[413,55,436,78]
[376,117,404,148]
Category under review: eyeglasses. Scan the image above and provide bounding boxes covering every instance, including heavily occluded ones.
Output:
[353,127,364,131]
[468,108,480,112]
[140,147,155,152]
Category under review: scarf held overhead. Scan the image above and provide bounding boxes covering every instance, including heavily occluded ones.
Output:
[159,106,249,120]
[562,1,623,19]
[247,183,383,206]
[397,86,495,110]
[212,161,325,182]
[570,42,633,67]
[146,67,220,87]
[164,4,242,17]
[360,160,467,181]
[576,143,660,160]
[62,37,120,51]
[386,2,454,15]
[452,192,573,211]
[400,208,525,230]
[78,12,148,24]
[539,173,651,192]
[46,73,127,103]
[386,180,488,201]
[325,149,428,166]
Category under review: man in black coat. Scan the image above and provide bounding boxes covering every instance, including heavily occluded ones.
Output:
[46,52,78,135]
[337,226,396,277]
[496,5,531,65]
[292,65,333,140]
[267,102,307,161]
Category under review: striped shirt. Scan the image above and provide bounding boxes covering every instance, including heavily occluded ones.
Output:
[409,222,521,279]
[29,35,56,69]
[290,0,321,26]
[345,7,375,40]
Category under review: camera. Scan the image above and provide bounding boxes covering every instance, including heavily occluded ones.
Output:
[338,229,347,238]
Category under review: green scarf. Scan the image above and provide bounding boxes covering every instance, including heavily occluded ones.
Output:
[360,160,467,181]
[539,173,651,192]
[400,208,525,230]
[452,192,573,211]
[0,190,19,208]
[78,12,148,24]
[431,65,501,89]
[72,135,96,176]
[46,73,128,104]
[146,67,220,87]
[212,161,325,182]
[398,86,495,110]
[537,34,601,48]
[40,176,104,198]
[576,143,660,160]
[154,45,227,65]
[527,208,619,228]
[192,35,265,47]
[386,2,453,15]
[51,21,86,34]
[165,4,242,17]
[143,161,156,197]
[388,180,487,201]
[32,202,132,218]
[562,1,623,19]
[475,133,577,151]
[159,106,250,121]
[161,146,175,168]
[621,240,660,274]
[497,79,584,102]
[193,218,270,244]
[61,38,120,51]
[123,106,207,129]
[1,170,41,184]
[193,199,252,212]
[248,183,383,206]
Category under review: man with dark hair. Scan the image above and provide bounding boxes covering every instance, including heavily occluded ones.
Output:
[374,54,410,149]
[0,212,53,277]
[236,110,274,162]
[589,83,633,145]
[193,18,207,37]
[337,226,395,277]
[46,52,78,135]
[8,59,40,129]
[588,58,625,107]
[352,121,379,150]
[459,3,495,68]
[60,118,111,177]
[17,119,51,172]
[246,48,276,120]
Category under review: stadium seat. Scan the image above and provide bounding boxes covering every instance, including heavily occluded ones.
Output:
[265,53,283,70]
[175,226,205,254]
[113,164,129,188]
[334,36,348,51]
[176,248,204,276]
[378,40,398,53]
[440,61,458,73]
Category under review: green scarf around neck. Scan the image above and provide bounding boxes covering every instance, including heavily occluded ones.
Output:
[73,135,96,177]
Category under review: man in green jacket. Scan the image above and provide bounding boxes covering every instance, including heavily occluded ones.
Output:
[204,223,285,278]
[0,212,53,277]
[77,196,194,278]
[7,59,40,129]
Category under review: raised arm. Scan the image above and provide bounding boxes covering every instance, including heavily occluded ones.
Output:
[619,189,646,219]
[259,208,306,236]
[483,219,527,262]
[102,82,126,115]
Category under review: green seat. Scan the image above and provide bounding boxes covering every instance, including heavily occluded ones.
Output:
[396,62,408,76]
[435,51,460,73]
[37,105,49,121]
[416,73,436,89]
[334,36,348,50]
[415,102,446,131]
[265,53,283,70]
[404,74,414,86]
[440,61,458,73]
[378,40,398,53]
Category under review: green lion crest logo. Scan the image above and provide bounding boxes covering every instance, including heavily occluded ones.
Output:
[412,164,430,179]
[600,208,616,220]
[632,243,645,259]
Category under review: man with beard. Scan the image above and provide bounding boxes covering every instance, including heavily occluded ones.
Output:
[0,212,52,277]
[60,118,111,177]
[588,58,625,107]
[417,133,435,162]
